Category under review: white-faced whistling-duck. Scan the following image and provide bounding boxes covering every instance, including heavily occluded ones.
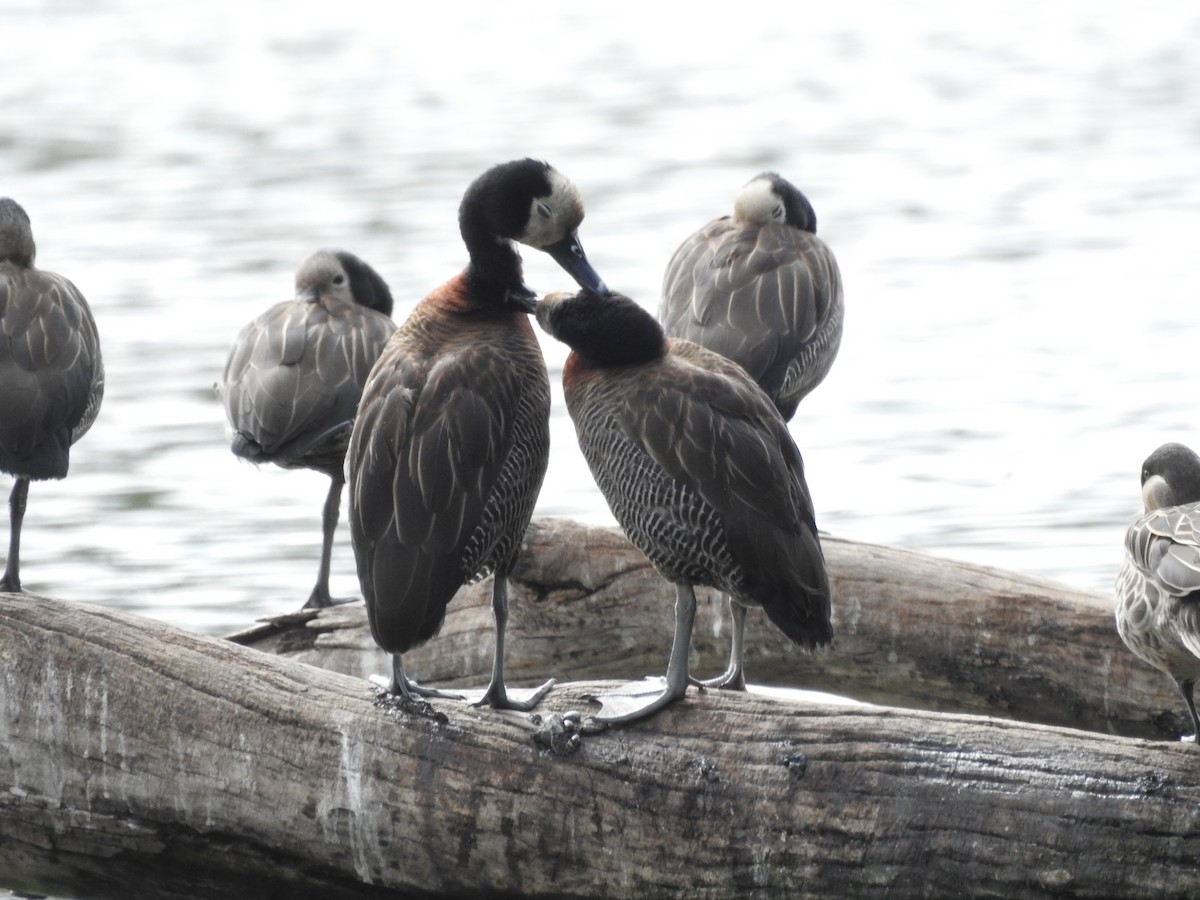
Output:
[348,159,607,712]
[222,249,396,609]
[0,198,104,593]
[658,172,842,690]
[1117,442,1200,742]
[537,288,831,724]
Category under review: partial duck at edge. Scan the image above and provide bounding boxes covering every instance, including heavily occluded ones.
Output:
[0,198,104,594]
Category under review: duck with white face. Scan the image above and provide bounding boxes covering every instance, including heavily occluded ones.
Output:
[348,158,606,713]
[221,249,397,611]
[660,171,842,422]
[658,172,843,691]
[1117,442,1200,742]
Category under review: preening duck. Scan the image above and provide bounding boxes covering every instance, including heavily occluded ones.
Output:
[1116,442,1200,742]
[0,198,104,593]
[536,289,831,724]
[658,171,843,689]
[221,249,397,610]
[348,158,607,711]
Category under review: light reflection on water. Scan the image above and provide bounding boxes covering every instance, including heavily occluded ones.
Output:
[2,0,1199,640]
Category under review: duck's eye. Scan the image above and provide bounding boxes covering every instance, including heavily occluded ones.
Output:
[333,274,346,285]
[536,201,553,220]
[773,205,785,221]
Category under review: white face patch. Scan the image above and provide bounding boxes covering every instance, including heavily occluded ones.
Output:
[295,251,354,309]
[519,167,585,249]
[733,176,785,225]
[1143,474,1173,511]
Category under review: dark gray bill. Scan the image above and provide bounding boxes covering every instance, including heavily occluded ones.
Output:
[544,232,608,294]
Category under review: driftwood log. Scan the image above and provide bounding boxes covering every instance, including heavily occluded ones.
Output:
[232,517,1183,741]
[3,589,1200,899]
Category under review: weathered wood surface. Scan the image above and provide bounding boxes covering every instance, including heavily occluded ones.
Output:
[232,517,1182,741]
[3,590,1200,900]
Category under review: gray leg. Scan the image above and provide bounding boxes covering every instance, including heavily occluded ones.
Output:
[473,572,554,711]
[302,475,354,610]
[700,596,748,691]
[1,477,30,594]
[595,583,697,724]
[662,583,697,698]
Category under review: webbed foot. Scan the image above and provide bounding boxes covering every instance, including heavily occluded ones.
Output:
[588,676,688,724]
[465,678,556,712]
[697,667,747,691]
[301,587,358,610]
[369,672,464,702]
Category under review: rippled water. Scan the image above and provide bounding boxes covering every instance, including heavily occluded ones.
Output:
[3,0,1199,641]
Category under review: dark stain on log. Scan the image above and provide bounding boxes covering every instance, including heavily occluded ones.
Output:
[782,752,809,777]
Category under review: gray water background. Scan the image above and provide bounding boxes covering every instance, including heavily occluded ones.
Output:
[3,0,1199,639]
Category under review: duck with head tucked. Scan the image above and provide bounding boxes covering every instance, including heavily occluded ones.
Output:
[0,198,104,594]
[221,249,397,610]
[660,171,843,421]
[537,288,831,724]
[1116,442,1200,742]
[658,171,843,689]
[348,159,606,711]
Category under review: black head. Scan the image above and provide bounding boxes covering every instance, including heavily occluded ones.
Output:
[0,197,36,268]
[294,250,394,316]
[460,159,568,244]
[536,290,665,368]
[734,172,818,233]
[459,159,607,301]
[333,250,394,316]
[1140,442,1200,511]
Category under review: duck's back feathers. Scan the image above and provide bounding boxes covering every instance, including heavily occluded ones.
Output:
[349,276,551,653]
[660,172,843,420]
[565,335,830,648]
[1125,504,1200,601]
[1120,502,1200,670]
[222,272,396,475]
[0,263,104,480]
[1117,555,1200,683]
[661,216,843,418]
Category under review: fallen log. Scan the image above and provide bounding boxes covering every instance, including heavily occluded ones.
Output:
[3,591,1200,900]
[231,517,1180,741]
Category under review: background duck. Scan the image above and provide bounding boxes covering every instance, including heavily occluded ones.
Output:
[221,249,396,610]
[1116,441,1200,742]
[536,288,831,724]
[348,158,607,712]
[0,198,104,594]
[658,172,843,689]
[659,171,843,421]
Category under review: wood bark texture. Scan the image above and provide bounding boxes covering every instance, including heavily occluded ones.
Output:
[232,517,1184,741]
[3,589,1200,900]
